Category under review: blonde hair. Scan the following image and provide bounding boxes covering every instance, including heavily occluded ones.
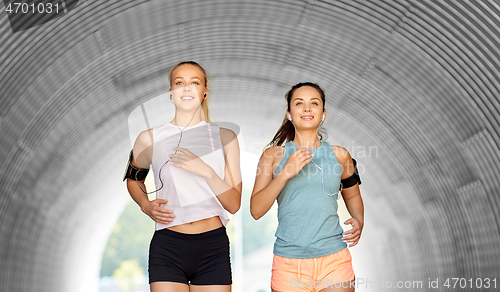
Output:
[168,61,210,122]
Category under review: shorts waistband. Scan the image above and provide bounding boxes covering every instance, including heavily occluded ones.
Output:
[156,226,226,239]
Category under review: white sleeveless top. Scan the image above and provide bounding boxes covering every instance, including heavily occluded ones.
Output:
[151,120,231,230]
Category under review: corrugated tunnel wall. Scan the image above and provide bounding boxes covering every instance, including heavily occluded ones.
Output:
[1,0,499,291]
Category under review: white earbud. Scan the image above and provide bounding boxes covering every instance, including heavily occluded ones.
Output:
[288,114,291,121]
[322,115,325,121]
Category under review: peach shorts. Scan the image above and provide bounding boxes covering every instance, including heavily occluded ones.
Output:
[271,248,355,292]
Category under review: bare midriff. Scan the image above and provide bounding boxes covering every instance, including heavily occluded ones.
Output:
[167,216,223,234]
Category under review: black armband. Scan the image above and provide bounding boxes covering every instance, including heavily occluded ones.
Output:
[123,150,150,182]
[340,158,361,189]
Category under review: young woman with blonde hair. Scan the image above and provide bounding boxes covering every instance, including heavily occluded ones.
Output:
[124,61,242,292]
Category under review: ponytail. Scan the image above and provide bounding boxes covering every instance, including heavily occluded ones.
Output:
[268,116,295,147]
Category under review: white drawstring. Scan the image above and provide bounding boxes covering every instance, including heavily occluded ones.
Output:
[297,258,318,282]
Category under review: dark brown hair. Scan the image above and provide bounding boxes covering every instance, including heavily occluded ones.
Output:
[168,61,210,122]
[267,82,327,147]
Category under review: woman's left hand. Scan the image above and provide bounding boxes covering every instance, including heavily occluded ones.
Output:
[342,217,363,247]
[169,147,214,178]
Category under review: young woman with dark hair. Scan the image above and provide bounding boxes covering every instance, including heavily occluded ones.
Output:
[250,82,364,292]
[125,61,242,292]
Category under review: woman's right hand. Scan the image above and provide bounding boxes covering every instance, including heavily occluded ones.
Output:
[140,199,175,224]
[280,148,313,179]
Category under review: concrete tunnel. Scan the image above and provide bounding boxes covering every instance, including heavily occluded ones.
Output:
[1,0,500,291]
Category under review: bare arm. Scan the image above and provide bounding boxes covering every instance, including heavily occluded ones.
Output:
[334,146,364,247]
[250,147,287,220]
[204,128,242,214]
[126,130,174,224]
[250,146,313,220]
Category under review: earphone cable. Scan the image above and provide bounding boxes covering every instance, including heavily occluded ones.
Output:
[136,96,204,194]
[290,118,342,199]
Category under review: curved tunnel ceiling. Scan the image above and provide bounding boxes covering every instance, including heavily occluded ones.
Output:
[1,0,500,291]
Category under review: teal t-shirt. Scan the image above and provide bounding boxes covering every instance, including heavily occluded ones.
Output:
[272,140,347,258]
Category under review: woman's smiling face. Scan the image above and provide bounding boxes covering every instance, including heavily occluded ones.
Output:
[287,85,325,128]
[169,63,207,109]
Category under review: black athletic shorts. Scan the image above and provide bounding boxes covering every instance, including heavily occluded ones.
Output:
[148,225,232,285]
